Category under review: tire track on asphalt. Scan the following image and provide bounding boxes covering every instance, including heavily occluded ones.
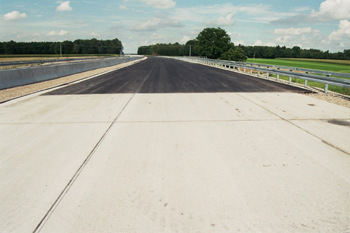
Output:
[32,61,156,233]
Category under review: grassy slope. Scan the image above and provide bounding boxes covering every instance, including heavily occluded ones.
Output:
[247,58,350,73]
[246,58,350,95]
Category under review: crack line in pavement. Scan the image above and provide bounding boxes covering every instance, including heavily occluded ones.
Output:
[32,62,156,233]
[236,93,350,156]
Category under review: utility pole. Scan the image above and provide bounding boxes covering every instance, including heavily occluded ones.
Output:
[189,45,192,57]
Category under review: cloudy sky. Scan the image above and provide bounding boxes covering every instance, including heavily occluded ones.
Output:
[1,0,350,53]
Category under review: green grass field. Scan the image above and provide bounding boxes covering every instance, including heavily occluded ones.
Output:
[246,58,350,95]
[247,58,350,73]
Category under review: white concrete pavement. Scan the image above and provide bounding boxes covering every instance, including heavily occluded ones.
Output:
[1,91,350,232]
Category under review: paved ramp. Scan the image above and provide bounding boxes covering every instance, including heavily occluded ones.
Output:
[1,58,350,232]
[45,57,306,94]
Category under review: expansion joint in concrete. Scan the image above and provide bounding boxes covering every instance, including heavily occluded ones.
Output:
[32,60,155,233]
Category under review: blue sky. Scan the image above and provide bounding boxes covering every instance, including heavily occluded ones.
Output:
[1,0,349,53]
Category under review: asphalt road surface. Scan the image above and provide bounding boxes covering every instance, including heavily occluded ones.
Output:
[46,57,306,95]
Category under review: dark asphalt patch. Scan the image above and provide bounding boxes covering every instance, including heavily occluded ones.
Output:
[45,57,309,95]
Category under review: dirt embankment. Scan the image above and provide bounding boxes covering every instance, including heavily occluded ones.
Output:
[0,58,145,103]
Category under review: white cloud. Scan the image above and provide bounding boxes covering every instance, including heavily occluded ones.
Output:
[234,40,245,45]
[170,4,236,23]
[46,30,68,36]
[328,20,350,41]
[273,0,350,24]
[252,40,275,47]
[271,21,349,51]
[293,6,311,12]
[46,31,56,36]
[206,12,235,26]
[56,1,73,12]
[170,3,295,26]
[310,0,350,21]
[4,11,28,21]
[275,36,291,44]
[141,0,176,9]
[91,32,101,37]
[58,30,68,36]
[229,31,242,38]
[129,17,183,31]
[253,40,263,46]
[265,42,276,47]
[273,27,312,35]
[151,33,165,40]
[119,5,127,9]
[181,36,191,43]
[130,17,162,31]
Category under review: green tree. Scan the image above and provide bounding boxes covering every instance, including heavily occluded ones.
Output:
[292,46,301,58]
[221,47,247,62]
[185,39,199,56]
[344,49,350,60]
[196,27,232,59]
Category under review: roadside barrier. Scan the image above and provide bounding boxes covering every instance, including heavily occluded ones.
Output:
[177,57,350,93]
[0,56,143,90]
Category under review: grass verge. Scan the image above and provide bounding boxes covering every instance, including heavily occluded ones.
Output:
[245,58,350,96]
[247,58,350,73]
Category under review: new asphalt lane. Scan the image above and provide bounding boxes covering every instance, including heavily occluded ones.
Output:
[45,57,307,95]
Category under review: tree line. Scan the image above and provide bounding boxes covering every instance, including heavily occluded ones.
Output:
[239,45,350,60]
[0,38,123,55]
[138,27,350,61]
[137,28,247,61]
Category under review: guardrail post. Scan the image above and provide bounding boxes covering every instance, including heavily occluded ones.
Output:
[325,84,329,93]
[267,73,269,78]
[244,68,246,73]
[276,74,279,81]
[304,80,308,87]
[250,69,252,75]
[258,71,260,77]
[289,77,292,84]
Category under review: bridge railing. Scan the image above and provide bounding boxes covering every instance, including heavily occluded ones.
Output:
[179,57,350,93]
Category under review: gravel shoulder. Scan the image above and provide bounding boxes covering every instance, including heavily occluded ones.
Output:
[194,60,350,108]
[0,58,146,103]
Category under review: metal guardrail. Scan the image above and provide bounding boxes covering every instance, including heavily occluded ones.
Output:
[234,61,350,79]
[180,57,350,93]
[0,57,109,70]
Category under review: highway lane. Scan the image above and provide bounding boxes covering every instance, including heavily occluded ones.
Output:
[45,57,307,95]
[1,57,350,232]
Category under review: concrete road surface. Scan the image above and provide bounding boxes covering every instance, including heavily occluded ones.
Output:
[1,57,350,232]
